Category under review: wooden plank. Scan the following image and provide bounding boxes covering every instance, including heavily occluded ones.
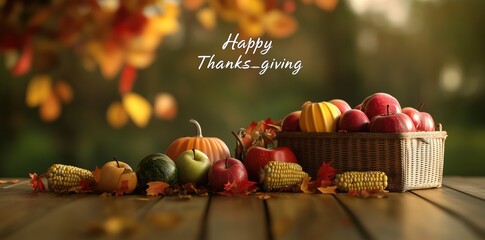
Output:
[0,181,79,238]
[137,195,209,240]
[266,193,364,240]
[335,192,482,240]
[412,186,485,236]
[206,196,267,240]
[6,194,158,239]
[443,176,485,200]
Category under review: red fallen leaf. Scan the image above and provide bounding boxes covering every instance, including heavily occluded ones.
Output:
[146,181,170,196]
[317,162,337,187]
[218,180,258,196]
[11,42,32,76]
[29,173,46,192]
[68,179,94,193]
[119,64,137,95]
[113,180,129,196]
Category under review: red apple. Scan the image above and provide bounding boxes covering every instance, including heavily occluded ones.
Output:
[209,158,248,192]
[281,111,301,132]
[418,112,435,131]
[369,106,416,133]
[329,99,351,114]
[402,107,421,128]
[244,146,297,182]
[362,93,402,120]
[402,107,436,131]
[338,109,370,132]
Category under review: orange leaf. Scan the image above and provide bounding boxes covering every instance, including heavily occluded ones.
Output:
[39,93,61,122]
[119,64,137,95]
[183,0,206,11]
[106,101,129,128]
[146,181,170,196]
[11,43,32,76]
[300,175,316,194]
[347,189,389,198]
[29,173,46,192]
[54,81,74,104]
[317,186,337,194]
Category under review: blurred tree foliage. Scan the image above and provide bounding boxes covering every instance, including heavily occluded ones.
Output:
[1,0,485,177]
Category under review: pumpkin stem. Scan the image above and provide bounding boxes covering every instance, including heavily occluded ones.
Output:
[189,119,203,137]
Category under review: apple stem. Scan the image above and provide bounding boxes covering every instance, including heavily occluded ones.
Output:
[418,103,425,111]
[225,158,229,169]
[386,104,390,115]
[113,157,120,168]
[192,149,196,159]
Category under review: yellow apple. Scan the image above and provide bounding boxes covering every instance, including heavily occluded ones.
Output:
[97,159,137,194]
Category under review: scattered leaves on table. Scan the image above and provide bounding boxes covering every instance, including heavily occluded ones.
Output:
[146,181,169,196]
[317,186,337,194]
[317,162,336,187]
[300,175,316,194]
[113,180,129,196]
[0,179,20,184]
[218,179,258,196]
[29,173,46,192]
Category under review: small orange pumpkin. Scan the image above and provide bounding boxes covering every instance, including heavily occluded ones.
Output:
[166,119,231,163]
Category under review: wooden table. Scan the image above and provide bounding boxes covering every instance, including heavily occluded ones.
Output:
[0,176,484,240]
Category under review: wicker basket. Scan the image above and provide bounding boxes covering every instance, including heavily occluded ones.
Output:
[276,126,447,192]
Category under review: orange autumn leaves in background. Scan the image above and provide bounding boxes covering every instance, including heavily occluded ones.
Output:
[2,0,338,128]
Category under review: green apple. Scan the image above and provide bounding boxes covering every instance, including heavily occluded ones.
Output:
[176,149,211,185]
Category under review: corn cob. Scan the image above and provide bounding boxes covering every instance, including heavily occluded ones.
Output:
[335,171,388,192]
[46,164,95,192]
[261,161,308,191]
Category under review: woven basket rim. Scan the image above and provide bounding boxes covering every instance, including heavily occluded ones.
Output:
[277,130,448,140]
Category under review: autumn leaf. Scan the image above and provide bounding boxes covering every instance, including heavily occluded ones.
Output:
[29,173,46,192]
[300,175,316,194]
[11,42,32,76]
[54,80,74,104]
[113,180,129,196]
[122,92,152,128]
[25,75,53,108]
[39,92,61,122]
[197,7,217,30]
[146,181,170,196]
[317,162,337,187]
[106,101,129,128]
[315,0,339,11]
[69,179,94,193]
[255,193,273,200]
[119,64,137,95]
[317,186,337,194]
[218,180,258,196]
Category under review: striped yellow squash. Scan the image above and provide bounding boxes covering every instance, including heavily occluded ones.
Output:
[299,101,341,132]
